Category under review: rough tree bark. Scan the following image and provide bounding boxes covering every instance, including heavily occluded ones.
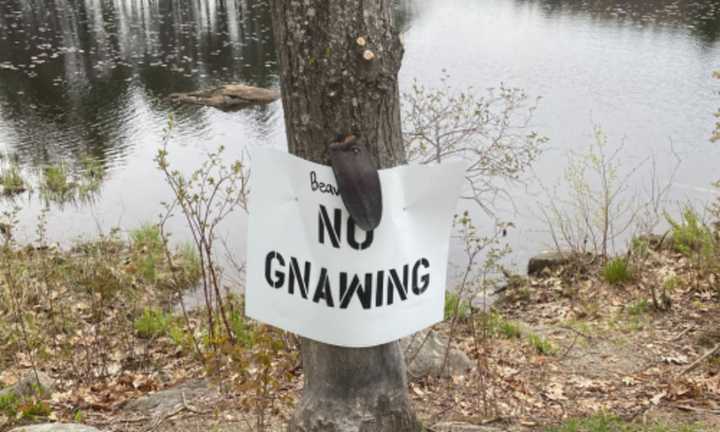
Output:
[268,1,420,431]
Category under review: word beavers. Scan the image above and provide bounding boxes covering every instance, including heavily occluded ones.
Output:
[264,251,430,309]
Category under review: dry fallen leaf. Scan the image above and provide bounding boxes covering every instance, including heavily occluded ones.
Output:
[651,391,667,405]
[661,354,689,365]
[544,382,567,401]
[622,377,637,386]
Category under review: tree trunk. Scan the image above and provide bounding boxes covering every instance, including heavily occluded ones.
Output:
[268,1,419,431]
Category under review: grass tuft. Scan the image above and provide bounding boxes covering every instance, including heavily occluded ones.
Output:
[134,308,172,339]
[130,223,164,282]
[444,291,471,321]
[498,319,522,339]
[627,299,650,317]
[602,257,633,285]
[528,333,555,355]
[667,207,718,274]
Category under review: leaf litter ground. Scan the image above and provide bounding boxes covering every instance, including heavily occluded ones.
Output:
[1,242,718,431]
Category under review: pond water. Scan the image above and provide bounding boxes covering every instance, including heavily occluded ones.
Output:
[0,0,719,287]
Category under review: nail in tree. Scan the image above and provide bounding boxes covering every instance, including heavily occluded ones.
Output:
[268,1,420,431]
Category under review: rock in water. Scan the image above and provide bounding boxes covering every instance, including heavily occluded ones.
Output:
[9,424,100,432]
[169,84,280,111]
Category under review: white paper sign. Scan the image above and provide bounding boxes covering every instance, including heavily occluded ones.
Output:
[245,148,465,347]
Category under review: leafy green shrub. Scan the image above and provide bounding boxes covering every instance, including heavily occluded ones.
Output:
[0,390,50,423]
[602,257,633,285]
[444,291,471,320]
[666,207,718,273]
[134,308,172,339]
[130,223,163,253]
[230,310,255,348]
[668,207,715,255]
[0,390,19,417]
[18,399,51,419]
[167,323,192,351]
[130,224,164,281]
[539,128,643,257]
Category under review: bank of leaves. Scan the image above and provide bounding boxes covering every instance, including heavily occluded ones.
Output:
[0,214,301,430]
[0,225,205,426]
[410,237,720,430]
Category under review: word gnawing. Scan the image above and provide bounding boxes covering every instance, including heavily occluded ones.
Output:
[245,149,465,348]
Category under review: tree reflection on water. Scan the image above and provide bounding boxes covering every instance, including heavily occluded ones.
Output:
[0,0,276,172]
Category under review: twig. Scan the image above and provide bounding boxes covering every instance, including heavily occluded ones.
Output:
[405,330,433,366]
[677,343,720,377]
[143,391,211,432]
[558,333,580,361]
[671,326,694,342]
[181,389,208,415]
[91,415,150,426]
[670,404,720,415]
[559,325,594,341]
[144,404,186,432]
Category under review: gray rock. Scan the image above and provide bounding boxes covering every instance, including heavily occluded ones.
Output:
[123,379,215,415]
[470,292,500,311]
[0,371,54,398]
[633,232,674,252]
[401,330,473,378]
[9,424,100,432]
[430,422,510,432]
[527,251,573,276]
